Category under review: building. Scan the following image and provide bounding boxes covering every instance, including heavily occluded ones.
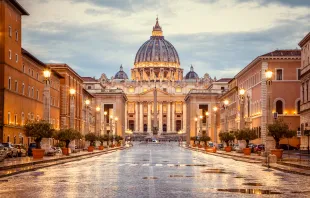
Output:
[0,0,61,145]
[220,49,301,148]
[299,32,310,150]
[83,18,231,142]
[47,63,84,132]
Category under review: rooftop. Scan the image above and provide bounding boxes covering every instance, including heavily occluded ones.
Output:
[260,49,301,57]
[299,32,310,47]
[81,77,98,82]
[216,78,233,82]
[9,0,29,15]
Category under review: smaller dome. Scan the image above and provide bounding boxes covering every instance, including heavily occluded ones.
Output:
[185,65,199,80]
[114,65,128,79]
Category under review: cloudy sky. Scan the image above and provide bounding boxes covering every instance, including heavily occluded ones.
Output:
[19,0,310,79]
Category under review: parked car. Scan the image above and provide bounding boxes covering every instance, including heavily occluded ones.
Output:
[254,144,265,152]
[45,147,57,156]
[27,143,37,156]
[208,142,214,147]
[0,144,7,161]
[279,144,298,150]
[2,143,18,158]
[217,143,224,150]
[53,147,62,154]
[13,144,27,157]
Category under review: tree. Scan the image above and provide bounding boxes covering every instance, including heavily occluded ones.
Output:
[115,135,123,144]
[24,120,54,149]
[268,119,296,149]
[98,134,108,146]
[200,135,211,147]
[190,136,197,144]
[85,133,98,146]
[235,128,257,148]
[54,128,82,148]
[219,131,235,147]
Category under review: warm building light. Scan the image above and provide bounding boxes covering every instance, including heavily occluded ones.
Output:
[194,117,198,121]
[69,88,76,95]
[104,111,107,115]
[199,115,203,119]
[96,106,100,112]
[224,100,229,106]
[115,117,118,121]
[239,88,245,96]
[284,111,288,115]
[265,69,273,80]
[213,106,218,112]
[85,99,90,105]
[43,70,51,78]
[205,112,209,116]
[293,111,296,115]
[110,115,113,119]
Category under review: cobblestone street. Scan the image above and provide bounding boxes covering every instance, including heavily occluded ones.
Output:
[1,143,310,197]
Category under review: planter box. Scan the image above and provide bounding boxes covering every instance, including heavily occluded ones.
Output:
[32,149,45,159]
[61,148,70,155]
[225,146,232,152]
[98,146,104,150]
[243,148,251,155]
[88,146,94,152]
[206,147,217,153]
[271,149,283,159]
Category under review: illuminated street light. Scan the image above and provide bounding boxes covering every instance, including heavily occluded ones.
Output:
[239,88,245,96]
[85,99,90,105]
[265,69,273,80]
[43,70,51,79]
[213,106,218,112]
[69,88,76,95]
[96,106,100,112]
[224,99,229,106]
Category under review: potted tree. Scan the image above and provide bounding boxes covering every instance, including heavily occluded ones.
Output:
[109,135,115,148]
[85,133,97,152]
[190,136,197,147]
[235,128,257,155]
[200,135,211,148]
[98,135,108,150]
[54,128,82,155]
[219,131,235,152]
[24,120,54,159]
[116,136,123,147]
[268,119,296,159]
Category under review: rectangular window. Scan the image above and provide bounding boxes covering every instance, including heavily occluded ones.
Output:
[9,26,12,37]
[14,114,17,125]
[276,69,283,80]
[297,69,301,80]
[36,73,39,80]
[22,64,25,72]
[22,83,25,95]
[31,70,33,77]
[28,86,30,97]
[15,31,18,41]
[15,80,18,92]
[8,112,11,124]
[9,50,12,59]
[15,54,18,62]
[8,77,11,90]
[32,87,34,98]
[37,90,39,100]
[21,112,25,125]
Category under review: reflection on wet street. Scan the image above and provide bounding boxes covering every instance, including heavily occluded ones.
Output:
[1,142,310,197]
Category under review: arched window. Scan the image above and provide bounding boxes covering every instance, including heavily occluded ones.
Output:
[276,100,283,114]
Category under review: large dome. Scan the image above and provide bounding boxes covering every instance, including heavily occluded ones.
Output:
[134,18,180,68]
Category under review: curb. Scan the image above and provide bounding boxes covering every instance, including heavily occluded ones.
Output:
[0,146,131,178]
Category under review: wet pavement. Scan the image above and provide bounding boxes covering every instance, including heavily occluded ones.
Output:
[1,142,310,198]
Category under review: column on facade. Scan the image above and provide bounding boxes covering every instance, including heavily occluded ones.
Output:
[135,102,139,132]
[167,102,171,132]
[159,102,163,134]
[139,102,143,132]
[171,102,175,132]
[183,102,186,132]
[147,102,152,132]
[261,62,268,147]
[124,102,128,131]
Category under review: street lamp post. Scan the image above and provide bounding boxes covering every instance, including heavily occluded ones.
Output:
[239,88,245,129]
[205,112,209,136]
[223,100,229,132]
[114,117,118,144]
[96,106,100,136]
[69,88,76,129]
[104,111,107,135]
[213,106,218,143]
[109,115,113,146]
[43,70,51,122]
[265,69,273,168]
[194,117,198,137]
[85,99,90,134]
[199,115,203,136]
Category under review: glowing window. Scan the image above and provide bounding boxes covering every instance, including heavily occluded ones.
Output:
[175,87,182,93]
[129,87,135,93]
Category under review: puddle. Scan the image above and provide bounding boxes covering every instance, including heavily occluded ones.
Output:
[169,175,184,177]
[186,164,207,167]
[162,161,169,162]
[218,189,281,194]
[0,180,9,182]
[243,183,263,186]
[201,169,229,174]
[185,176,199,178]
[30,171,44,176]
[291,191,310,194]
[141,159,149,161]
[234,176,245,178]
[59,180,67,182]
[143,177,158,180]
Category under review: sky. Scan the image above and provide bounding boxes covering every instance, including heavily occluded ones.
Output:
[19,0,310,79]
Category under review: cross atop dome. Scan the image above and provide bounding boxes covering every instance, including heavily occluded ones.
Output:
[152,16,163,37]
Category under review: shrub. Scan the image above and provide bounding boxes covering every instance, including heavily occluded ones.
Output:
[85,133,98,146]
[219,131,235,147]
[24,120,54,149]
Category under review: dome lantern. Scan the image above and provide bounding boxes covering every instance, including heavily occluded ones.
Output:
[114,65,128,80]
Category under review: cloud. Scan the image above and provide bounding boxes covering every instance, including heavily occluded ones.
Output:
[18,0,310,80]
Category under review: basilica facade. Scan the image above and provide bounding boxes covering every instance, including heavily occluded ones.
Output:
[83,18,229,141]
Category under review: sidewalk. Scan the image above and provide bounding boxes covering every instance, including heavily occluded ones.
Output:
[0,146,130,178]
[183,146,310,176]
